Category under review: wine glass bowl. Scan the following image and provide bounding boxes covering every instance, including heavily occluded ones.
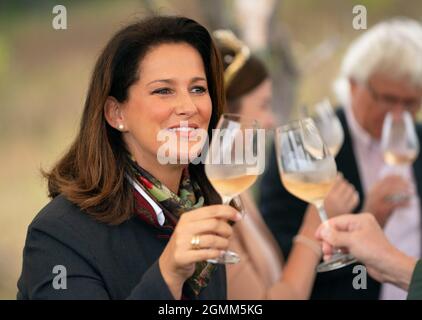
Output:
[302,99,345,157]
[380,110,419,204]
[381,110,420,166]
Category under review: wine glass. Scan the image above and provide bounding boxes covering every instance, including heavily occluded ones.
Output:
[205,113,264,264]
[275,118,357,272]
[381,110,419,202]
[313,99,344,156]
[381,110,419,166]
[301,99,344,156]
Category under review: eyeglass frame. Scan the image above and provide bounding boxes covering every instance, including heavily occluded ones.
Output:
[365,81,422,113]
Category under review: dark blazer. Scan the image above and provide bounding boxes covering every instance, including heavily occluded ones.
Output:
[17,194,226,300]
[259,108,422,299]
[408,260,422,300]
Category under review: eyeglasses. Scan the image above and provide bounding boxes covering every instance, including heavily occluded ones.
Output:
[365,82,422,112]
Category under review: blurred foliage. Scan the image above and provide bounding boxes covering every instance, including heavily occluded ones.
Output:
[0,35,10,80]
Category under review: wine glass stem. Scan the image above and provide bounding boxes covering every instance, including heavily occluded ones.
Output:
[222,196,232,205]
[315,201,343,256]
[315,201,328,223]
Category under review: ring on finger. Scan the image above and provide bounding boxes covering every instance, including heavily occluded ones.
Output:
[384,193,410,204]
[190,235,201,250]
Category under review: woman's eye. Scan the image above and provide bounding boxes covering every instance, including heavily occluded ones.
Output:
[152,88,173,95]
[191,86,207,94]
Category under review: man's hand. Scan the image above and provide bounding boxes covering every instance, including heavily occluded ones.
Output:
[315,213,417,290]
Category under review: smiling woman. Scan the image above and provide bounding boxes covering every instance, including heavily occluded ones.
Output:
[17,16,241,300]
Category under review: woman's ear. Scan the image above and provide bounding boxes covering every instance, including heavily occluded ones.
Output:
[104,97,126,131]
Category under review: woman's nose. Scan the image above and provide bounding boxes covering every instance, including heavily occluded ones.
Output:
[175,92,198,116]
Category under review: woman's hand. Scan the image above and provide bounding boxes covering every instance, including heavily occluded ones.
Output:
[159,205,242,299]
[324,173,359,218]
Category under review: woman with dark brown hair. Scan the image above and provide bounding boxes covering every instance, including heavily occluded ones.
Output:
[17,16,241,300]
[214,30,360,299]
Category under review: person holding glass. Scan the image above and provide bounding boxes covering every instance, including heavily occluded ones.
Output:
[213,30,359,299]
[315,213,422,299]
[260,17,422,299]
[17,16,244,300]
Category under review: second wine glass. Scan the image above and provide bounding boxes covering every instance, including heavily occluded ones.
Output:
[275,118,357,272]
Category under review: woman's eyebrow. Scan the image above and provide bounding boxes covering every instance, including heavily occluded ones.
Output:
[146,76,206,86]
[146,79,174,86]
[191,76,207,82]
[147,77,207,86]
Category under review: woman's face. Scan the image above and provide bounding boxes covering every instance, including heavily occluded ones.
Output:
[118,43,212,167]
[238,78,275,129]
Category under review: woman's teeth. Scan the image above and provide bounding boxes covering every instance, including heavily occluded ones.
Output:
[168,127,195,132]
[167,127,200,138]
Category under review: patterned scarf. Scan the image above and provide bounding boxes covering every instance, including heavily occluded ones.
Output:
[127,158,217,299]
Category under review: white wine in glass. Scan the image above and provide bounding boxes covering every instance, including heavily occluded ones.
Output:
[383,150,418,166]
[381,110,419,203]
[381,110,420,166]
[282,171,336,205]
[275,118,357,272]
[205,113,263,264]
[208,172,258,202]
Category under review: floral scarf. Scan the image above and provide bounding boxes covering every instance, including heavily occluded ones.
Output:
[128,158,217,299]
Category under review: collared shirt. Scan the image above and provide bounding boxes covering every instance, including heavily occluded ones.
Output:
[128,176,166,226]
[343,104,421,300]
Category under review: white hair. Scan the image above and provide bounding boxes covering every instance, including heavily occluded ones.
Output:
[334,17,422,106]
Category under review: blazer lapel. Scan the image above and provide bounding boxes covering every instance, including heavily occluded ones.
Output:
[336,108,365,212]
[412,124,422,251]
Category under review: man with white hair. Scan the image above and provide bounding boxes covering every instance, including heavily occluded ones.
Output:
[260,18,422,299]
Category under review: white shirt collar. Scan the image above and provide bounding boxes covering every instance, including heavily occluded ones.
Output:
[343,103,378,150]
[127,176,165,226]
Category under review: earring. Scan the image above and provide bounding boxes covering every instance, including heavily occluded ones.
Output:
[118,124,124,131]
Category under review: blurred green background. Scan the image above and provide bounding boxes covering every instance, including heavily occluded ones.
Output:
[1,0,421,299]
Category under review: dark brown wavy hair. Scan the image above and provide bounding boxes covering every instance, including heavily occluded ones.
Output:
[44,16,225,225]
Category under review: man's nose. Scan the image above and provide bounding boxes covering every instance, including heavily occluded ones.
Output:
[391,101,410,116]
